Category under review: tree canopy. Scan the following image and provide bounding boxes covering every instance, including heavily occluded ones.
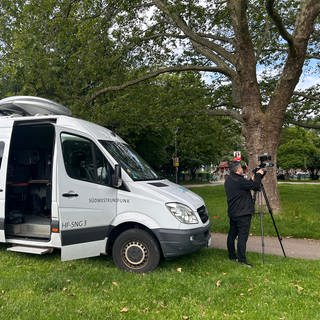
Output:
[0,0,320,211]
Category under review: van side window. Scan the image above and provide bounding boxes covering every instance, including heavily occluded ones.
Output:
[0,141,4,168]
[61,133,113,186]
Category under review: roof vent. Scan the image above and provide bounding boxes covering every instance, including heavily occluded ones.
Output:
[0,96,72,116]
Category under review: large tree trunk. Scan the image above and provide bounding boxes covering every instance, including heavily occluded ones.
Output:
[243,116,281,212]
[227,1,281,212]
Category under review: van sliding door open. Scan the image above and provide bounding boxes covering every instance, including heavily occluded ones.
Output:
[5,123,54,240]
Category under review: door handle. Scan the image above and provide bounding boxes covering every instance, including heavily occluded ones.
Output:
[62,192,79,198]
[0,189,3,192]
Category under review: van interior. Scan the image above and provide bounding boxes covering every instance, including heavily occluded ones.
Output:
[5,123,54,240]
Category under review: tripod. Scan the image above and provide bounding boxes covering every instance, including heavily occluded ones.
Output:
[253,182,286,263]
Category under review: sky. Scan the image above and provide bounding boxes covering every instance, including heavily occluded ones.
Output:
[297,60,320,90]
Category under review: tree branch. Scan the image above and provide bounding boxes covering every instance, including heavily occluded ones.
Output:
[152,0,235,65]
[293,91,320,101]
[266,0,294,48]
[306,53,320,60]
[143,32,186,40]
[206,108,244,122]
[228,0,261,113]
[196,32,234,45]
[191,41,236,78]
[262,47,320,60]
[143,32,234,45]
[89,65,229,101]
[268,1,320,116]
[289,119,320,129]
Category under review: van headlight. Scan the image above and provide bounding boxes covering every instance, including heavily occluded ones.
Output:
[166,202,199,224]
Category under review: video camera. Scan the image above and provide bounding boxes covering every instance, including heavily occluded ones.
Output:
[252,153,274,174]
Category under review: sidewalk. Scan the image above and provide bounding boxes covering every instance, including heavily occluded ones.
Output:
[211,233,320,260]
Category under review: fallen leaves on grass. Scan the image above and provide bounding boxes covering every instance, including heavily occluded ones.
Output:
[293,284,304,293]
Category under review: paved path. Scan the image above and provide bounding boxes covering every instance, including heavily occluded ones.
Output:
[211,233,320,260]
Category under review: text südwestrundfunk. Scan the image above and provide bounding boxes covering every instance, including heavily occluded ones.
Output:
[89,197,130,204]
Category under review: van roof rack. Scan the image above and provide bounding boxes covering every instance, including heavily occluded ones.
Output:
[0,96,72,117]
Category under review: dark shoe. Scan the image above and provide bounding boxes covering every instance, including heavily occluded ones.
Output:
[229,257,238,262]
[228,254,238,261]
[239,261,253,268]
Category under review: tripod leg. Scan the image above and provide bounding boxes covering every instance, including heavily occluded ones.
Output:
[261,184,287,258]
[258,192,265,264]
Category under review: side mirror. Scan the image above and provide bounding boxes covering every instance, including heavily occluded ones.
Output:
[112,164,122,188]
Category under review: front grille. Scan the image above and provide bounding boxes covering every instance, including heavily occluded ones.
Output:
[197,205,209,223]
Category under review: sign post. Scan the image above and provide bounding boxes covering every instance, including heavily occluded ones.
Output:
[173,157,179,183]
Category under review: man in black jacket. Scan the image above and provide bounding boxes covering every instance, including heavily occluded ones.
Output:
[224,161,264,267]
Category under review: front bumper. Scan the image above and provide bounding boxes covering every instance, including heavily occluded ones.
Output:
[153,223,212,258]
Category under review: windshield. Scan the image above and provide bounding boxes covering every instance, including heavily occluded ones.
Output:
[100,140,160,181]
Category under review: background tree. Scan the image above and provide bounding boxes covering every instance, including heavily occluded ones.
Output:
[0,0,129,108]
[278,127,320,179]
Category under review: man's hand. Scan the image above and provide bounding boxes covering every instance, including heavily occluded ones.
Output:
[256,169,264,175]
[252,169,265,180]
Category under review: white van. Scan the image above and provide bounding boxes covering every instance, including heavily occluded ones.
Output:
[0,96,211,272]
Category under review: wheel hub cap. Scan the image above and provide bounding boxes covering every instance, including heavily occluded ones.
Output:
[123,241,147,266]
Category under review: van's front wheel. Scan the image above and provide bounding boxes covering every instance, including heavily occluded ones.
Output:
[112,229,160,273]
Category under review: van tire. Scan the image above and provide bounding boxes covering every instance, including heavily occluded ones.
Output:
[112,229,160,273]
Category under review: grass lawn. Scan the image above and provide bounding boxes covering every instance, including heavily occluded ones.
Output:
[0,183,319,319]
[0,246,319,320]
[190,184,320,239]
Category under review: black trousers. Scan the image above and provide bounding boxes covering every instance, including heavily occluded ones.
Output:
[227,214,252,263]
